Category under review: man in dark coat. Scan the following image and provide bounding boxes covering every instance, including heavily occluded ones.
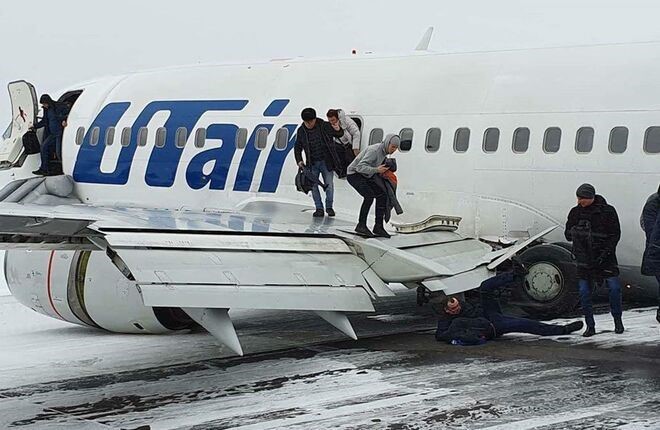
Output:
[294,108,344,218]
[31,94,69,175]
[640,184,660,323]
[565,183,624,337]
[434,269,583,344]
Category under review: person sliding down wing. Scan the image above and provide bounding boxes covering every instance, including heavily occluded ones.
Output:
[346,134,400,238]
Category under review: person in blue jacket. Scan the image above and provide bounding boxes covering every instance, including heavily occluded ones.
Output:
[641,184,660,324]
[30,94,69,175]
[434,267,583,345]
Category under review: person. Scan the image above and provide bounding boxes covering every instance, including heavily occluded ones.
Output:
[565,183,624,337]
[640,184,660,324]
[434,269,584,345]
[30,94,68,176]
[346,134,400,238]
[327,109,361,156]
[294,107,344,217]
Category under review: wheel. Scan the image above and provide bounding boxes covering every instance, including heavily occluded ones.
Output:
[517,243,579,318]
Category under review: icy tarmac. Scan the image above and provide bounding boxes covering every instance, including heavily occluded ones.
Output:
[1,291,659,429]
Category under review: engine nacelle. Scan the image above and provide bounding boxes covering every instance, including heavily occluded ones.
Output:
[4,250,193,333]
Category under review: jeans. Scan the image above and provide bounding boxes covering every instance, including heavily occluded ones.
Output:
[347,173,386,226]
[480,272,565,336]
[578,277,623,328]
[310,160,334,210]
[39,133,62,172]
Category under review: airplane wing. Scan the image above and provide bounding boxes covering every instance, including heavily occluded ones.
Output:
[0,177,550,355]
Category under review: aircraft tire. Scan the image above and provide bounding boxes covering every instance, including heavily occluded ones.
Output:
[518,243,580,318]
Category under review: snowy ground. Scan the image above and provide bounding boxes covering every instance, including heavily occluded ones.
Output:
[1,292,659,429]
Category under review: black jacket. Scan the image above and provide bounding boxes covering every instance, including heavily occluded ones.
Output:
[34,102,69,137]
[294,118,343,172]
[565,195,621,277]
[435,317,496,345]
[641,193,660,276]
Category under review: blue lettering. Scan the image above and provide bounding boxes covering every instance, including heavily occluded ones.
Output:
[233,124,274,191]
[258,124,298,193]
[185,124,238,190]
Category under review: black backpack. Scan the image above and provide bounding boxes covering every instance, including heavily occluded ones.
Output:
[22,130,40,155]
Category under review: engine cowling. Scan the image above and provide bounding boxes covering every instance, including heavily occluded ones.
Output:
[4,249,193,333]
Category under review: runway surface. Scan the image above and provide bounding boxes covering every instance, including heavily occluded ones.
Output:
[1,291,659,429]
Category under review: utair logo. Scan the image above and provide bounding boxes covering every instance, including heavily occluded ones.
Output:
[72,99,296,193]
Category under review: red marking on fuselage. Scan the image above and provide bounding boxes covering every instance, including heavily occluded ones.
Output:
[46,250,65,321]
[18,107,26,122]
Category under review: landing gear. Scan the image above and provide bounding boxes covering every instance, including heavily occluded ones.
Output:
[518,243,580,318]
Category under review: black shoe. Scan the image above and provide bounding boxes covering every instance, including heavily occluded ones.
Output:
[326,208,335,217]
[614,317,625,334]
[582,326,596,337]
[312,209,324,218]
[563,321,584,335]
[32,169,47,176]
[372,225,391,238]
[355,223,374,237]
[656,308,660,324]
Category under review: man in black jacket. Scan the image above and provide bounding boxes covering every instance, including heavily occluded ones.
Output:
[30,94,69,176]
[640,184,660,323]
[294,108,344,217]
[565,183,624,337]
[434,270,583,345]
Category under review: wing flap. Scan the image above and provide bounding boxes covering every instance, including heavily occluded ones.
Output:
[140,284,375,312]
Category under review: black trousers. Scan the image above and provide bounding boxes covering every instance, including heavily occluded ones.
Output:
[347,173,386,225]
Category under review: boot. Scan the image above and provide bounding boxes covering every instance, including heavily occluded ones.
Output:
[326,208,335,217]
[563,321,584,335]
[355,223,374,237]
[614,316,625,334]
[312,209,324,218]
[582,326,596,337]
[372,224,391,239]
[656,308,660,324]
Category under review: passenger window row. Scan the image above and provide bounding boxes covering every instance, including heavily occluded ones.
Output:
[75,126,291,151]
[369,125,659,155]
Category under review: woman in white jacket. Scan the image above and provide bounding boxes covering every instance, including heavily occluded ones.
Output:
[327,109,361,156]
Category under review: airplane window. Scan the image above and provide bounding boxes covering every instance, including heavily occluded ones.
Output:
[575,127,594,154]
[274,127,289,151]
[425,128,441,153]
[236,128,248,149]
[350,116,363,130]
[483,128,500,153]
[609,127,628,154]
[453,128,470,153]
[512,127,530,153]
[137,127,148,146]
[120,127,131,147]
[90,127,100,146]
[644,127,660,153]
[399,128,413,152]
[194,128,206,148]
[543,127,561,153]
[175,127,187,148]
[155,127,167,148]
[255,127,269,150]
[104,127,115,146]
[369,128,384,145]
[75,127,85,145]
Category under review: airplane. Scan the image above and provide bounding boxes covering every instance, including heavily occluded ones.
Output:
[0,30,658,355]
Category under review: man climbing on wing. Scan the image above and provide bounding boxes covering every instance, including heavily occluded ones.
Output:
[434,265,583,345]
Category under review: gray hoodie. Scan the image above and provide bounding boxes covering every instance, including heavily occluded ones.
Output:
[347,134,400,177]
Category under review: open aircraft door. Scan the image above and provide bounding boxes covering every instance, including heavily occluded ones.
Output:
[0,81,37,166]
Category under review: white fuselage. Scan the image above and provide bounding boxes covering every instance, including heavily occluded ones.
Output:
[19,42,660,284]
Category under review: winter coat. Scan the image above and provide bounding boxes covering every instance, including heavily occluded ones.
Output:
[564,195,621,278]
[294,118,344,172]
[435,317,496,345]
[641,193,660,276]
[34,102,68,137]
[337,110,361,150]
